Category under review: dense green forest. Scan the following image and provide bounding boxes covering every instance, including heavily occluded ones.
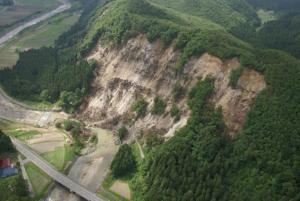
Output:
[0,0,300,200]
[148,0,259,31]
[246,0,300,11]
[110,144,136,177]
[256,13,300,58]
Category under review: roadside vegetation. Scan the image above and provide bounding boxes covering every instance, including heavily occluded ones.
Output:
[24,162,52,200]
[41,145,75,171]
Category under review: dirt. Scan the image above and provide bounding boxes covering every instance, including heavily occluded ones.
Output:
[46,128,118,201]
[110,180,131,199]
[80,35,266,138]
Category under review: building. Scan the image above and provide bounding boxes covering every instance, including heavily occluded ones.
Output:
[0,159,12,168]
[0,167,18,178]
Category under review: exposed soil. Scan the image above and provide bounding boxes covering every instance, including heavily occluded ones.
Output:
[110,180,131,199]
[80,35,266,137]
[46,128,118,201]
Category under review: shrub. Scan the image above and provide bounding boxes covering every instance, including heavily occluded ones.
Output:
[55,122,62,129]
[118,126,129,142]
[229,66,244,88]
[151,97,166,115]
[0,130,15,155]
[63,120,74,131]
[110,144,136,177]
[172,82,185,101]
[132,98,148,118]
[145,134,164,149]
[170,105,180,120]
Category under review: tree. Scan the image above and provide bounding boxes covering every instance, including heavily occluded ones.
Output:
[0,130,15,155]
[151,96,166,115]
[110,144,136,177]
[118,126,128,142]
[132,98,148,118]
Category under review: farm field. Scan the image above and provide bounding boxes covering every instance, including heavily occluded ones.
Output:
[0,0,60,28]
[0,12,79,68]
[25,162,52,199]
[41,145,75,171]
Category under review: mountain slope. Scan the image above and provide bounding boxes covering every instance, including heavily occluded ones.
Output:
[148,0,259,30]
[246,0,300,11]
[0,0,299,200]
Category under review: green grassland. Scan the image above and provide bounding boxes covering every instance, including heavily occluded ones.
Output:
[0,12,79,68]
[41,145,75,171]
[6,130,41,141]
[256,9,277,30]
[25,162,52,199]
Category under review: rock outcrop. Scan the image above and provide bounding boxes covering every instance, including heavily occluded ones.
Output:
[79,35,266,138]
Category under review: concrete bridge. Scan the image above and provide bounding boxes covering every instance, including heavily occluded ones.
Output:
[12,139,105,201]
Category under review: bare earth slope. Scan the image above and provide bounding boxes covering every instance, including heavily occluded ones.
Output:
[80,35,266,137]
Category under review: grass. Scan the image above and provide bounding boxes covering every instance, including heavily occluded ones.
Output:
[100,174,130,201]
[25,162,52,199]
[256,9,277,30]
[0,12,79,68]
[20,99,56,110]
[6,130,41,141]
[41,145,75,171]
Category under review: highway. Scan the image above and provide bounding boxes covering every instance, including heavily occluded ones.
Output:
[12,138,105,201]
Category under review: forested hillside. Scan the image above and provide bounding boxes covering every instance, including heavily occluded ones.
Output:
[148,0,259,30]
[0,0,300,200]
[0,0,13,6]
[246,0,300,11]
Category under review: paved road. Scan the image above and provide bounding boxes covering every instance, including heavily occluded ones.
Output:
[0,88,54,125]
[12,139,105,201]
[0,0,71,46]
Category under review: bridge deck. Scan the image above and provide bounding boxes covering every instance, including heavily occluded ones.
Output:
[12,139,105,201]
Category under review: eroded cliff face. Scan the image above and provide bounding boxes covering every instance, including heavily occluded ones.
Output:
[79,35,265,138]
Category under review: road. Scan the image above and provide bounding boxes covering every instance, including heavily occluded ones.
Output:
[12,138,105,201]
[0,88,55,126]
[0,0,71,46]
